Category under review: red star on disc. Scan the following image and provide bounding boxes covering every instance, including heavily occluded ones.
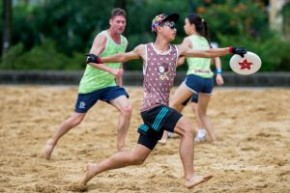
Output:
[239,59,252,70]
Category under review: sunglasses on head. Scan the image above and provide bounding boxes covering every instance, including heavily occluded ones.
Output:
[161,21,176,29]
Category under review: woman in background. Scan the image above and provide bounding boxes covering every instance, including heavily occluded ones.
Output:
[160,13,224,144]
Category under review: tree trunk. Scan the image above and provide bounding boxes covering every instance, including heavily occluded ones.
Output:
[2,0,12,56]
[269,0,287,34]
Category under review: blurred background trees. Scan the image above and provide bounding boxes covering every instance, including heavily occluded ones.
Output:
[1,0,290,71]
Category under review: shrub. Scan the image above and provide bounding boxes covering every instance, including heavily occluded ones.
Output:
[0,39,85,70]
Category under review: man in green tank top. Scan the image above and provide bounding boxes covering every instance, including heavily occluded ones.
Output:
[41,8,132,160]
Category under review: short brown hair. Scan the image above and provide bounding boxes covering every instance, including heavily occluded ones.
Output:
[111,8,126,19]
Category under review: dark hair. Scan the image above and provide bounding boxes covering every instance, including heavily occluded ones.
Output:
[187,13,211,45]
[111,8,126,19]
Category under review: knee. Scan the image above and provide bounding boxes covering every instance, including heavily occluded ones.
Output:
[198,107,207,117]
[129,154,146,165]
[70,114,84,126]
[133,157,146,165]
[120,104,133,117]
[184,126,197,138]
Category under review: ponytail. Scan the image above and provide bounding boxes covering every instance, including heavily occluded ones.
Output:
[187,13,211,47]
[202,20,211,48]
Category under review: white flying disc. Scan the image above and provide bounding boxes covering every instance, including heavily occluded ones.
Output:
[229,51,262,75]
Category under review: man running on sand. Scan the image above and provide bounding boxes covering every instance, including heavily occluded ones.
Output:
[71,12,246,190]
[41,8,132,160]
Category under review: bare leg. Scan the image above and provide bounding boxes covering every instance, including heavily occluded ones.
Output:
[160,85,193,145]
[174,116,212,188]
[110,96,132,151]
[198,93,217,142]
[170,85,193,110]
[191,102,203,130]
[81,144,151,185]
[191,102,206,142]
[174,116,195,179]
[41,112,85,159]
[159,131,168,144]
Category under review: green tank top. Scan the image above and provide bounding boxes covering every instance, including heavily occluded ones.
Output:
[186,35,213,78]
[78,31,128,94]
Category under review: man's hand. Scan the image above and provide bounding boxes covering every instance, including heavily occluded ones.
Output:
[230,47,247,57]
[110,68,123,79]
[85,53,102,64]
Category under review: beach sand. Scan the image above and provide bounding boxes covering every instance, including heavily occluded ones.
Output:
[1,86,289,193]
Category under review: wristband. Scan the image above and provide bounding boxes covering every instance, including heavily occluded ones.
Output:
[85,53,102,64]
[216,69,222,74]
[229,46,233,54]
[97,57,102,63]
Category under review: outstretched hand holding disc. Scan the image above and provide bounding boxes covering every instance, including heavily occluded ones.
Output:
[230,51,262,75]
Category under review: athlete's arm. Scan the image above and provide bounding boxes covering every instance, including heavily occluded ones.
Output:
[179,45,230,58]
[88,34,121,76]
[178,44,246,58]
[116,40,129,86]
[176,37,191,66]
[102,45,143,63]
[177,56,186,66]
[214,57,224,86]
[86,44,144,64]
[115,64,124,86]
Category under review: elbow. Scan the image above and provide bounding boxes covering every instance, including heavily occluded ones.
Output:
[120,56,127,63]
[118,55,127,63]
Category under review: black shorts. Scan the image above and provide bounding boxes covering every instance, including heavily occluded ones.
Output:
[137,105,182,150]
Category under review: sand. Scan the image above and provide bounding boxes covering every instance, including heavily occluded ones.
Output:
[1,85,289,193]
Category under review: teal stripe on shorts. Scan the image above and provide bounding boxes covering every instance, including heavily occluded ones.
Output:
[151,107,169,131]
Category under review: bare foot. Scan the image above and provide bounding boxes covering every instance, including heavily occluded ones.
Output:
[185,174,213,189]
[40,142,55,160]
[158,138,167,145]
[81,163,98,185]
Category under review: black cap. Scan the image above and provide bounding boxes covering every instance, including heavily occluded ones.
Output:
[162,13,180,23]
[151,13,180,32]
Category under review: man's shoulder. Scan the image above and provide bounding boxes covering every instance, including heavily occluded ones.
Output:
[96,30,108,38]
[174,43,186,56]
[93,31,108,44]
[141,42,152,48]
[135,43,147,50]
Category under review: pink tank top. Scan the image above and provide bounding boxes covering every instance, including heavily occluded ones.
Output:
[141,43,178,112]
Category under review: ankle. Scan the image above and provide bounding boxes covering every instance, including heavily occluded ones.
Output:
[47,139,57,146]
[185,173,194,181]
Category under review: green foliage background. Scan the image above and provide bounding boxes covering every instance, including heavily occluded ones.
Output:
[1,0,290,71]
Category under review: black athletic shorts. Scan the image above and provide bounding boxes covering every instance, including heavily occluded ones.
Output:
[137,105,182,150]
